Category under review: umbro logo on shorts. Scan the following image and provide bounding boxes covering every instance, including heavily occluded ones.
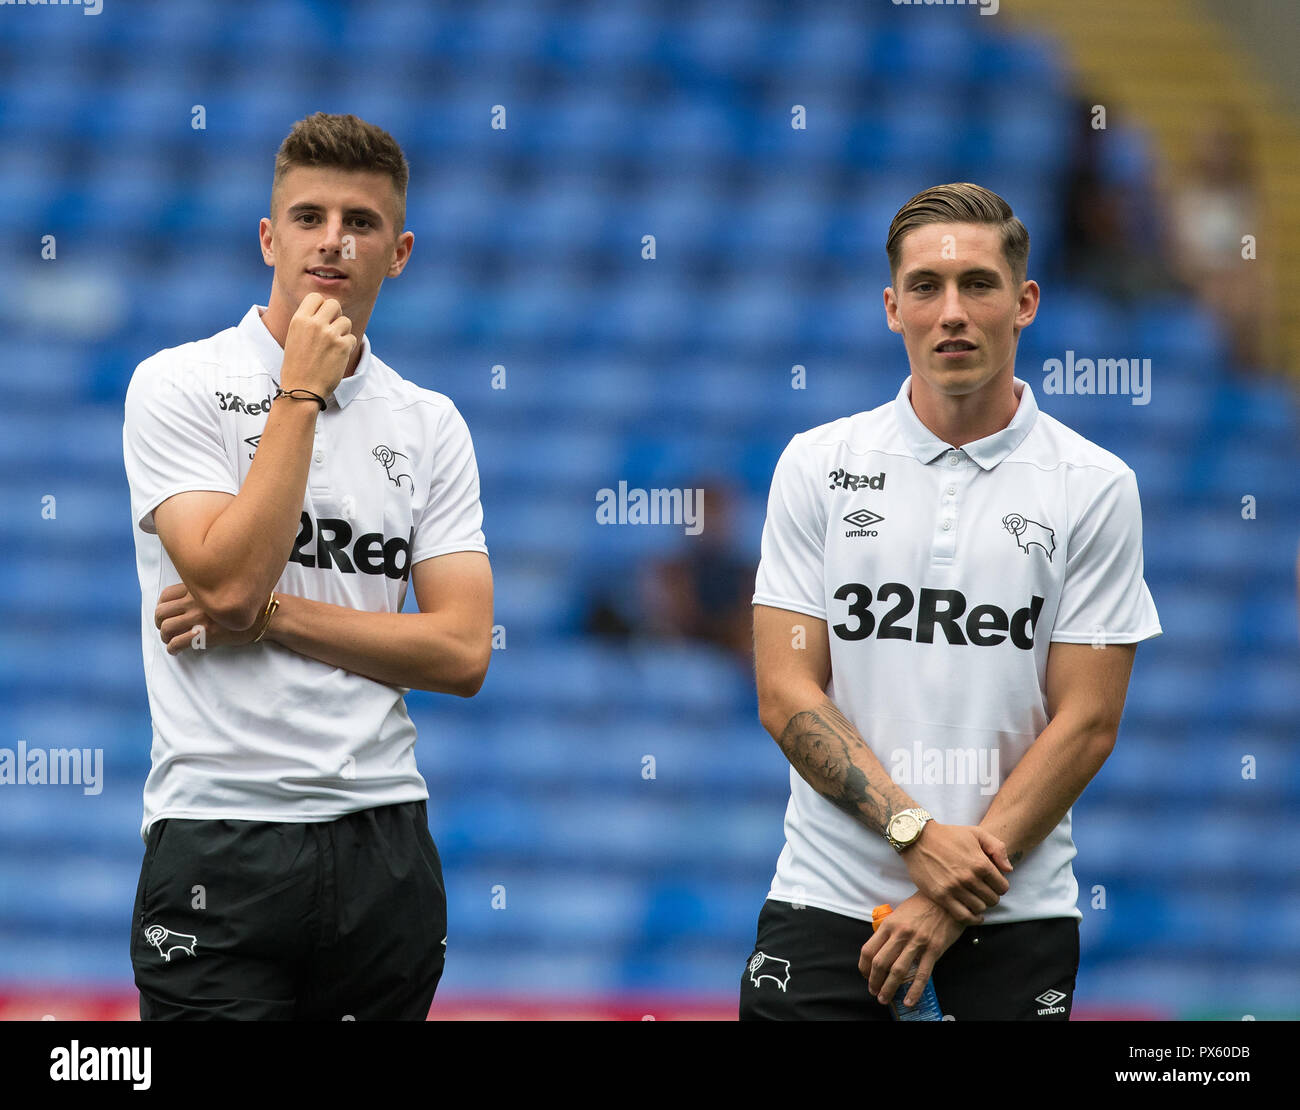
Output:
[1034,988,1068,1015]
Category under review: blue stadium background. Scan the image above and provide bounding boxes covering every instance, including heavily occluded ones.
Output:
[0,0,1297,1020]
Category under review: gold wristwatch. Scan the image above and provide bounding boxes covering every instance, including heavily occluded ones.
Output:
[886,807,933,852]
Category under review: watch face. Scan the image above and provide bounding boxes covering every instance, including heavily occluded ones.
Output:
[893,814,919,842]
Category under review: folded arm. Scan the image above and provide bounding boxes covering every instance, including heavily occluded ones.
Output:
[151,402,322,631]
[156,550,493,696]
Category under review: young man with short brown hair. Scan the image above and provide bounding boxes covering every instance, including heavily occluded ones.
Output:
[742,183,1160,1020]
[124,113,492,1020]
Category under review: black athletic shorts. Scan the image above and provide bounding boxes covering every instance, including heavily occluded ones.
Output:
[739,898,1079,1021]
[130,800,446,1020]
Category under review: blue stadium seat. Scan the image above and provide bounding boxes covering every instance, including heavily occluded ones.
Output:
[973,30,1069,92]
[340,0,444,60]
[491,558,583,638]
[549,3,663,73]
[1133,297,1229,366]
[868,20,980,90]
[1027,287,1131,355]
[771,11,878,82]
[974,100,1074,182]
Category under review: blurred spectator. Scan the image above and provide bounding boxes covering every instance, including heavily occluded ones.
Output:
[1166,111,1273,370]
[1059,99,1182,305]
[583,479,755,667]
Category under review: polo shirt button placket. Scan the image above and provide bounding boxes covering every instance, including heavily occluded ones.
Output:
[936,451,965,559]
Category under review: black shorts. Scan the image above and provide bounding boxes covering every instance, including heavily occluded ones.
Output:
[130,800,446,1020]
[739,898,1079,1021]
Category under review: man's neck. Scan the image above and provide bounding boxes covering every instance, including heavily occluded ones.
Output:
[909,373,1020,449]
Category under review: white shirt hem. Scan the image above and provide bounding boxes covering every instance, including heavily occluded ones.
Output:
[142,794,430,839]
[1050,625,1163,643]
[137,482,240,533]
[751,595,827,621]
[410,541,490,565]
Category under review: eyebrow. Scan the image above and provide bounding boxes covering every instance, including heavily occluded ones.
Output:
[286,201,385,226]
[902,266,1004,284]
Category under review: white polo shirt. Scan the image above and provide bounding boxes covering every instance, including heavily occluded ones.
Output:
[123,305,488,841]
[753,375,1161,924]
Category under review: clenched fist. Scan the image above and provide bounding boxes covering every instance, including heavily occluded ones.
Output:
[155,584,264,653]
[281,293,356,399]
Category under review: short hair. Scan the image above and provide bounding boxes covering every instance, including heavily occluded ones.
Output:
[271,112,410,231]
[886,183,1029,285]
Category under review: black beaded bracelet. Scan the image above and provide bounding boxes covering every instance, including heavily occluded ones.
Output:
[273,386,327,411]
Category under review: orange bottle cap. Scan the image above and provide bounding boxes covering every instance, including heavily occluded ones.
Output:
[871,904,893,927]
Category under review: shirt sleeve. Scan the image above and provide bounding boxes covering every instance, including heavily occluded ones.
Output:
[1051,466,1162,643]
[752,434,827,620]
[410,402,489,565]
[122,357,240,536]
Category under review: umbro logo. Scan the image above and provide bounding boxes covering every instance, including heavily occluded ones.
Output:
[1034,988,1068,1015]
[844,509,884,529]
[844,508,884,538]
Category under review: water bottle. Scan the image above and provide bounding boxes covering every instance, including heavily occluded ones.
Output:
[871,904,944,1021]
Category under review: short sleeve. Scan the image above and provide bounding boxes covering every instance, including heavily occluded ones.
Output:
[752,435,828,620]
[1051,467,1162,643]
[122,358,240,536]
[410,403,488,564]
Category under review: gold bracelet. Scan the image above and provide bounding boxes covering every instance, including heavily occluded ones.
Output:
[251,593,280,643]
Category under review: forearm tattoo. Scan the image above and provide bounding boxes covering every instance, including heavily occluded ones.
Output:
[776,700,896,835]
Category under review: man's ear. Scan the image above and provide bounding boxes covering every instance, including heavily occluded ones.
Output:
[259,217,275,267]
[387,230,414,278]
[883,286,903,334]
[1014,278,1040,332]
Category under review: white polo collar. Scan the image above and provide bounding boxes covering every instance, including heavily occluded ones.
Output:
[239,304,373,410]
[893,374,1038,471]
